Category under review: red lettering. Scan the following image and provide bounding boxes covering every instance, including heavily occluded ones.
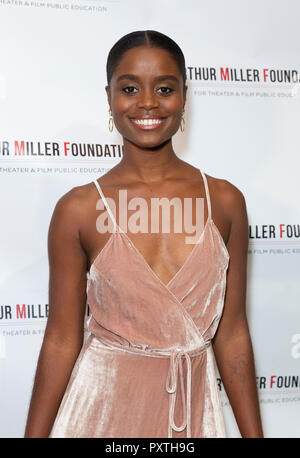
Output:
[220,68,230,81]
[263,69,269,82]
[16,304,26,319]
[279,224,285,237]
[270,375,276,388]
[14,141,25,155]
[64,142,70,156]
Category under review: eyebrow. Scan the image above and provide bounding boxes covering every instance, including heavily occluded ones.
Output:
[116,74,179,83]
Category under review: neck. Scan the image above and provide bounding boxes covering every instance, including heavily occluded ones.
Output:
[117,139,182,183]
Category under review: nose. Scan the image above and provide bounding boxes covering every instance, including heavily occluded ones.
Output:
[136,87,159,110]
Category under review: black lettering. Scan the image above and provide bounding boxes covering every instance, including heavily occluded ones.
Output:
[0,305,12,320]
[1,141,9,155]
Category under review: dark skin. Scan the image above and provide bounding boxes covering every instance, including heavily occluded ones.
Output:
[24,45,263,438]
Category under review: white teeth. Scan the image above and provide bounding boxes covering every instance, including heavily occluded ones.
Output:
[133,119,163,126]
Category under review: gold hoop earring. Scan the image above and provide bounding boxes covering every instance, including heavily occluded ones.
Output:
[180,109,185,133]
[108,108,114,132]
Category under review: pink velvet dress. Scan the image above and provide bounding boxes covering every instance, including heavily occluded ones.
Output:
[49,168,230,438]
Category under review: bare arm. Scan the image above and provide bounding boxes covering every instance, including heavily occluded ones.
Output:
[24,189,88,438]
[212,184,264,438]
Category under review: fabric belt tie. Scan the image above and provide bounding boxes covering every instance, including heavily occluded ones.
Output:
[88,334,211,438]
[166,349,192,438]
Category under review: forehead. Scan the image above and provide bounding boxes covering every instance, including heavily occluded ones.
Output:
[112,46,181,81]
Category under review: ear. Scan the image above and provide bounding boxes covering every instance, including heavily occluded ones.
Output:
[105,85,111,110]
[183,84,188,107]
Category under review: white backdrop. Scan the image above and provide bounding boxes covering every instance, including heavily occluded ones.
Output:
[0,0,299,438]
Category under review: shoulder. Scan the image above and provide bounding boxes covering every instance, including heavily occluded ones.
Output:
[206,173,248,221]
[205,172,246,204]
[49,181,96,230]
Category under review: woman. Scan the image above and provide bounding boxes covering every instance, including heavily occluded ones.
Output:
[24,30,263,438]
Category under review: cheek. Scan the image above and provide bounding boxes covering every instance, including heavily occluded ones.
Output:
[163,103,181,119]
[112,94,132,116]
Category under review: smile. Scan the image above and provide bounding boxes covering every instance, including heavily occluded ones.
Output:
[130,118,166,130]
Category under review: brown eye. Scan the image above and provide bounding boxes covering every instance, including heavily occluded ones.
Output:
[157,86,174,95]
[122,86,138,94]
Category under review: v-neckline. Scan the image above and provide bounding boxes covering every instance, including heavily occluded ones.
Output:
[87,217,214,342]
[117,216,211,289]
[89,168,217,291]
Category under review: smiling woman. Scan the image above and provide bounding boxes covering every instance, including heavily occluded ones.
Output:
[24,30,263,439]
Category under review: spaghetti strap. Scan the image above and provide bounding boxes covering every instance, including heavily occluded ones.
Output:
[93,179,118,233]
[198,169,212,220]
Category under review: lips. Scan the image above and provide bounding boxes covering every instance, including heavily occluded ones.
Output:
[129,117,167,130]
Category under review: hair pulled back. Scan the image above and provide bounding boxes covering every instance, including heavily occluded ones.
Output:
[106,30,187,89]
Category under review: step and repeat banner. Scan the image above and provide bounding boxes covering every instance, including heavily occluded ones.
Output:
[0,0,299,438]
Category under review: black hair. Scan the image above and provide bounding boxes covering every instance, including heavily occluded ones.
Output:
[106,30,187,89]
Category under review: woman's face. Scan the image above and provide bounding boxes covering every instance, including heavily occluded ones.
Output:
[105,45,187,149]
